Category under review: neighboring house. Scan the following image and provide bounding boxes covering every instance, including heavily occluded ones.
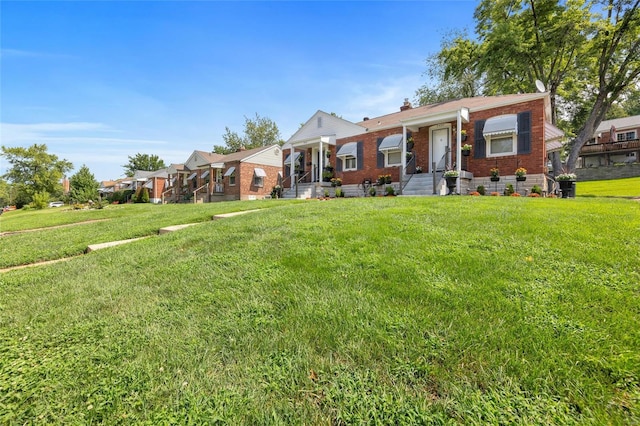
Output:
[99,169,169,203]
[282,110,372,197]
[164,151,224,203]
[323,93,562,195]
[163,146,282,203]
[579,115,640,167]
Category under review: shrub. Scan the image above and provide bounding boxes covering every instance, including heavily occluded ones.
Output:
[531,185,542,195]
[504,183,515,196]
[335,188,345,198]
[368,186,377,197]
[385,186,395,196]
[135,188,150,203]
[477,185,486,196]
[31,191,49,210]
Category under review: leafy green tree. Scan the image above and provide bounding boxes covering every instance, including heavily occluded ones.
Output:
[214,113,283,154]
[122,153,166,177]
[418,0,640,173]
[69,164,99,203]
[1,144,72,208]
[415,32,484,105]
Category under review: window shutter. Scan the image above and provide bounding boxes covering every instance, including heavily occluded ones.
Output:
[517,111,531,154]
[335,155,342,172]
[474,120,486,158]
[376,138,385,168]
[357,141,364,171]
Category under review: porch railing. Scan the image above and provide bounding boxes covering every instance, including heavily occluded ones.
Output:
[400,154,417,195]
[580,139,640,154]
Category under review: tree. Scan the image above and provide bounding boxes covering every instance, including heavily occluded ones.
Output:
[122,153,166,177]
[69,164,99,203]
[564,0,640,171]
[415,32,484,105]
[417,0,640,173]
[214,113,283,154]
[1,144,72,208]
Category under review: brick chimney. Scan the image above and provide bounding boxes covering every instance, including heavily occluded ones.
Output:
[400,98,412,112]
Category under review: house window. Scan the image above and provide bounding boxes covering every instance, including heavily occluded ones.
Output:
[229,172,236,186]
[344,156,357,170]
[487,134,517,157]
[617,131,637,141]
[386,150,402,166]
[253,168,266,187]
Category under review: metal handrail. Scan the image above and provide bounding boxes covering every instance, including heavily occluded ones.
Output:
[192,183,208,203]
[281,171,312,198]
[400,154,416,194]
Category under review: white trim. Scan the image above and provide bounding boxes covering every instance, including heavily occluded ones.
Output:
[429,123,452,172]
[385,150,402,167]
[486,134,517,158]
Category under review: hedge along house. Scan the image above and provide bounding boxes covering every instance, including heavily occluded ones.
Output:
[333,93,563,195]
[282,111,367,197]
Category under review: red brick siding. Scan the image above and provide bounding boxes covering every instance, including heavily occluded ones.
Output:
[465,99,547,177]
[336,98,548,182]
[335,127,404,185]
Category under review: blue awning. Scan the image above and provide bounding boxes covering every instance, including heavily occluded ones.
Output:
[223,166,236,177]
[483,114,518,137]
[336,142,357,157]
[254,168,267,177]
[378,134,403,151]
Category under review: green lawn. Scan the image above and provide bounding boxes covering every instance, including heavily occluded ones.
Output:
[1,198,639,424]
[577,176,640,197]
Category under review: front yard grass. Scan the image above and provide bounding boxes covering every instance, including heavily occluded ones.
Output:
[1,197,639,424]
[0,200,299,268]
[577,176,640,197]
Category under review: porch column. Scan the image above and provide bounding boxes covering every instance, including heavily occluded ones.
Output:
[320,136,330,183]
[456,109,462,194]
[402,125,407,179]
[290,146,295,189]
[319,138,324,182]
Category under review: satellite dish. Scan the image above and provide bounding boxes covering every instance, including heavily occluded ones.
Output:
[535,79,546,93]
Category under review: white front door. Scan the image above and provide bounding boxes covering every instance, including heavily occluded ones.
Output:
[431,128,450,172]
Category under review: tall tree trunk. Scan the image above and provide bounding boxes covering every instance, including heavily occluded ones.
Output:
[565,94,609,172]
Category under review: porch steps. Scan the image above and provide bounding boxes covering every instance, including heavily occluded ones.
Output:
[282,183,315,199]
[400,173,446,196]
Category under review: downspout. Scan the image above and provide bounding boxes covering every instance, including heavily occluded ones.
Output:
[456,109,462,194]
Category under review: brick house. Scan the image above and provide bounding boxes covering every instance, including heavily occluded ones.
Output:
[326,93,563,196]
[162,146,283,203]
[579,114,640,167]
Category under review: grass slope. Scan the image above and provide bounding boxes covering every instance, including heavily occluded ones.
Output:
[1,197,639,424]
[577,176,640,197]
[0,201,300,268]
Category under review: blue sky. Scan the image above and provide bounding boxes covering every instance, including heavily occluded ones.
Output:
[1,1,477,182]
